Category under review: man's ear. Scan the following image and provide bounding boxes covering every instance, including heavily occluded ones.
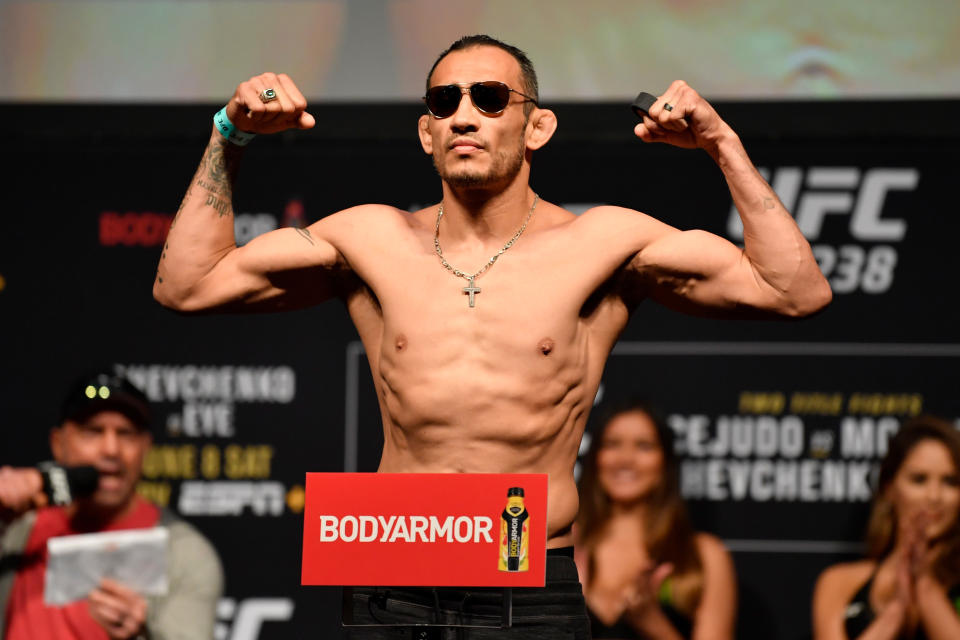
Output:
[525,108,557,151]
[418,114,434,154]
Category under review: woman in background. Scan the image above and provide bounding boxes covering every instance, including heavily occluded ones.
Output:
[575,399,736,639]
[813,415,960,639]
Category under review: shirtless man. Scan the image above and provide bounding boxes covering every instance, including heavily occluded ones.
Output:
[154,35,830,637]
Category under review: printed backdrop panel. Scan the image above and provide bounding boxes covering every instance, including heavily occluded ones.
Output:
[0,101,957,639]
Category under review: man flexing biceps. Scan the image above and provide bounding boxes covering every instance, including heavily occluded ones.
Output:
[155,35,830,639]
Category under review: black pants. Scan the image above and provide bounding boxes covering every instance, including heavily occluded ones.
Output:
[343,548,591,639]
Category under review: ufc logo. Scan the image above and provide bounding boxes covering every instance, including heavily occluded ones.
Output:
[727,167,918,241]
[216,598,294,640]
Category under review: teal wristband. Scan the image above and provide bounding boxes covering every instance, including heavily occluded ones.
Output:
[213,106,256,146]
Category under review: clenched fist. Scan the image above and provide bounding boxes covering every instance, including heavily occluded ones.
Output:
[224,72,315,135]
[0,466,45,522]
[633,80,732,154]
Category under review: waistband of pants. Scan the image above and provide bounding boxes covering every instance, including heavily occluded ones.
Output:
[345,556,586,629]
[544,548,578,582]
[348,551,580,605]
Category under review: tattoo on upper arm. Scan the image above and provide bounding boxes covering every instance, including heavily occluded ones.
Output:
[295,228,315,245]
[195,141,241,217]
[158,140,243,285]
[163,139,242,280]
[762,196,777,210]
[206,141,240,187]
[205,194,232,218]
[197,177,226,195]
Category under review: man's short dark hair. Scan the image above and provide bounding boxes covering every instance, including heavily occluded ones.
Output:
[425,35,539,108]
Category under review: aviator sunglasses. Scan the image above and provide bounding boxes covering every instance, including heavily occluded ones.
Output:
[423,81,538,118]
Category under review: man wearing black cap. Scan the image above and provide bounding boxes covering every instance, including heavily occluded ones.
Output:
[0,371,223,640]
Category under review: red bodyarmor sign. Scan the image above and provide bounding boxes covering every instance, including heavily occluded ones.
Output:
[301,473,548,587]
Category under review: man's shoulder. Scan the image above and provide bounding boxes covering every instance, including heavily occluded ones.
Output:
[157,508,211,545]
[1,511,37,556]
[574,204,656,224]
[316,203,428,236]
[556,204,674,251]
[527,203,636,234]
[327,203,419,222]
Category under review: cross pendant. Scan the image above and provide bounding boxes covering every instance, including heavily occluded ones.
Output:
[462,277,481,308]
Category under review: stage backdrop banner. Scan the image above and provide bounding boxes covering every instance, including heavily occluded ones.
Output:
[1,101,957,640]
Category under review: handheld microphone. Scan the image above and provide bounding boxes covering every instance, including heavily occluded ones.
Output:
[37,462,99,506]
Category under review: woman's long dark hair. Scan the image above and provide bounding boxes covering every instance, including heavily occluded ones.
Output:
[576,397,703,605]
[865,414,960,587]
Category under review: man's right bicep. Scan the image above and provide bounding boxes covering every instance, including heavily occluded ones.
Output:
[165,225,344,313]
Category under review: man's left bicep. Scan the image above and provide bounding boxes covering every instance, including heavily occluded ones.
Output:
[637,229,774,315]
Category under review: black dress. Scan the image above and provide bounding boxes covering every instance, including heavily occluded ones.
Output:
[844,572,960,639]
[587,579,693,639]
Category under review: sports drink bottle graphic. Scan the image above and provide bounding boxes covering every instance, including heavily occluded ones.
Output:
[498,487,529,572]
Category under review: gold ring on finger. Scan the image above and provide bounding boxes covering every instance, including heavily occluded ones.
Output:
[259,88,278,103]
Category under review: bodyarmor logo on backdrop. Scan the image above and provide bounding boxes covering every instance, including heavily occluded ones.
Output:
[98,199,308,247]
[726,167,918,295]
[98,211,278,247]
[100,212,172,246]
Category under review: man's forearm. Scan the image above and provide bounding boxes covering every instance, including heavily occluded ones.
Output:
[711,131,831,315]
[154,129,244,308]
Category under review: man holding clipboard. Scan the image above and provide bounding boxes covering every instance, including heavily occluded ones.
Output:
[0,371,222,640]
[155,34,830,638]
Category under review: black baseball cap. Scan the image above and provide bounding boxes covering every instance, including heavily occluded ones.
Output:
[59,371,151,430]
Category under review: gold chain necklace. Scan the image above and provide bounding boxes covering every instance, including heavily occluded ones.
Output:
[434,194,539,308]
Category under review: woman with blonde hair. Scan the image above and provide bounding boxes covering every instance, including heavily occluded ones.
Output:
[813,415,960,639]
[575,399,736,639]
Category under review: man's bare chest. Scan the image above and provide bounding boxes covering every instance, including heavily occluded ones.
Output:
[347,225,619,316]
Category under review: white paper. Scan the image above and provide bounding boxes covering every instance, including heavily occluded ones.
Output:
[44,527,168,605]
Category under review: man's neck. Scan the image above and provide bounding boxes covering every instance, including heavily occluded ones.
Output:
[439,179,536,243]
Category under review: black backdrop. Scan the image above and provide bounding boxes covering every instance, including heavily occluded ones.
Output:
[2,99,958,639]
